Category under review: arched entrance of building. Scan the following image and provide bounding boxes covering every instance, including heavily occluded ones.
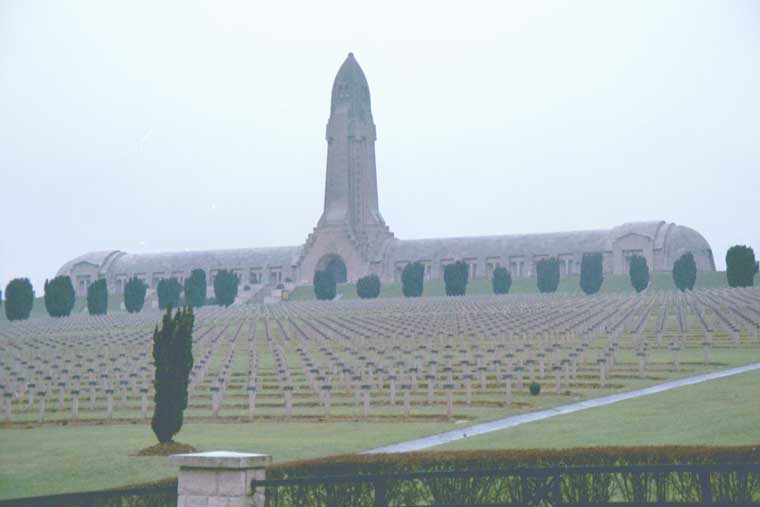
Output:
[316,254,348,284]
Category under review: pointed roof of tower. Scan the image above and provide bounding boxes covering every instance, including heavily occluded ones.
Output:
[330,52,372,119]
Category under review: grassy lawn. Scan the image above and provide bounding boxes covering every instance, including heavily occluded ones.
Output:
[436,369,760,451]
[0,420,457,500]
[3,358,760,499]
[288,271,746,301]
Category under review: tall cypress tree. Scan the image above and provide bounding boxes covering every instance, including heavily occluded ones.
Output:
[401,262,425,297]
[314,270,337,300]
[87,279,108,315]
[444,261,469,296]
[213,270,240,307]
[579,253,603,295]
[184,269,207,308]
[157,278,182,310]
[726,245,757,288]
[124,276,147,313]
[151,307,194,443]
[536,257,560,293]
[4,278,34,321]
[672,252,697,291]
[492,267,512,295]
[629,255,650,293]
[44,275,76,317]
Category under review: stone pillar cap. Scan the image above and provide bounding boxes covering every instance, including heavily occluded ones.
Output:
[170,451,272,470]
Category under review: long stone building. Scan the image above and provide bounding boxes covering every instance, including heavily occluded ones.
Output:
[58,53,715,296]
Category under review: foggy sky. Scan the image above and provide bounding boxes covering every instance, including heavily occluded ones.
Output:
[1,1,759,293]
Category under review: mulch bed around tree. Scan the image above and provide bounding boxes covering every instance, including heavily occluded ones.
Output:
[134,441,197,456]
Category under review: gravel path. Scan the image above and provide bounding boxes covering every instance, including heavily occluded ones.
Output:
[362,362,760,454]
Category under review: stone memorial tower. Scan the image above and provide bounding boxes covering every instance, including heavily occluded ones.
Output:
[297,52,395,283]
[58,53,716,294]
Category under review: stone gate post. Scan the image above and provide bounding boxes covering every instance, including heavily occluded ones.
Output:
[170,450,272,507]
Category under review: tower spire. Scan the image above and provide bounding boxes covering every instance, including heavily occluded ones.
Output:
[321,53,384,228]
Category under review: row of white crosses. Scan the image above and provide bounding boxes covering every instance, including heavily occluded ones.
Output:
[261,295,635,417]
[2,287,759,423]
[0,312,159,421]
[0,306,233,421]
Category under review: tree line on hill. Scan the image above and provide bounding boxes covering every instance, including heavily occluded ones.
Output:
[1,267,243,321]
[1,246,757,318]
[309,245,758,301]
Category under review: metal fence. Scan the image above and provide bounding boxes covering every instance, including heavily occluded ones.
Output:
[254,463,760,507]
[0,485,176,507]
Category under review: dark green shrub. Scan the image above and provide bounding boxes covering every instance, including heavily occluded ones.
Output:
[580,253,603,295]
[672,252,697,291]
[151,307,194,443]
[184,269,207,308]
[492,267,512,295]
[536,257,560,293]
[356,274,381,299]
[4,278,34,321]
[529,382,541,395]
[444,261,468,296]
[44,275,76,317]
[157,278,182,310]
[124,276,147,313]
[314,270,337,301]
[213,270,239,307]
[401,262,425,298]
[87,279,108,315]
[726,245,757,288]
[629,255,650,293]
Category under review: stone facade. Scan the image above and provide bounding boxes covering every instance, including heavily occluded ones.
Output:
[58,53,715,295]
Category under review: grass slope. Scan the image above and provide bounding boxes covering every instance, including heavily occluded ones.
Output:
[0,421,455,499]
[436,369,760,451]
[3,364,760,499]
[289,271,749,301]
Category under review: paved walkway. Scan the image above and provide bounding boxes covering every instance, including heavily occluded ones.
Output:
[362,362,760,454]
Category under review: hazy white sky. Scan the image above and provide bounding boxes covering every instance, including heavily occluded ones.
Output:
[1,1,759,292]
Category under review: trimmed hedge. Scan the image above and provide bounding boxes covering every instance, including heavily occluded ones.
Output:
[356,274,381,299]
[184,269,207,308]
[43,275,76,317]
[579,253,603,295]
[266,447,760,506]
[314,270,337,301]
[492,267,512,295]
[270,446,760,477]
[124,277,147,313]
[4,278,34,321]
[87,278,108,315]
[673,252,697,291]
[157,278,182,310]
[443,261,468,296]
[213,270,239,307]
[401,262,425,298]
[536,257,560,293]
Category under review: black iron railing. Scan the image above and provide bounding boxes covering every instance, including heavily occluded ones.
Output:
[254,463,760,507]
[0,485,176,507]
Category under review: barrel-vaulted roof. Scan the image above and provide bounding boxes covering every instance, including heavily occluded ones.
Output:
[56,250,124,277]
[106,246,302,275]
[58,246,302,279]
[387,229,611,262]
